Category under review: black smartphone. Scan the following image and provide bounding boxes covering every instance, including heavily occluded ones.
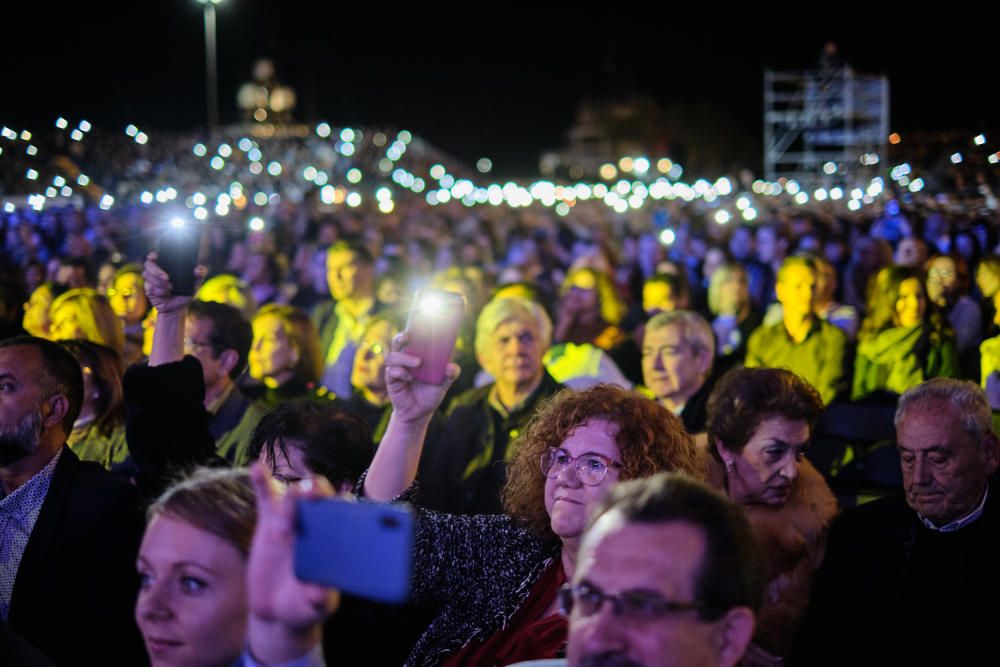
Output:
[157,221,200,296]
[295,498,414,604]
[403,289,465,385]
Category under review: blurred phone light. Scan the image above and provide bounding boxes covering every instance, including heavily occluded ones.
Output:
[418,292,445,316]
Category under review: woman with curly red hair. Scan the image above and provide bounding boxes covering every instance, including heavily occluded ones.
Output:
[360,340,704,667]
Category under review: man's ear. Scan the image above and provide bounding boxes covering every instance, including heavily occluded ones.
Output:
[44,394,70,431]
[711,606,755,667]
[979,432,1000,476]
[696,347,713,377]
[217,349,240,378]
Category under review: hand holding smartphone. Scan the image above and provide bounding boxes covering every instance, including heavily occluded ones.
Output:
[157,219,201,296]
[294,498,414,604]
[403,289,465,385]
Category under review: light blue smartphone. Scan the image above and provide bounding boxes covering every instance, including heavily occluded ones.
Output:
[294,498,414,604]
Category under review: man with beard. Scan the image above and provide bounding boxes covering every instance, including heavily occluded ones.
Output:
[0,337,145,666]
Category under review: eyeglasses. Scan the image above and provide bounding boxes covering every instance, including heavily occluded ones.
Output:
[358,340,385,360]
[558,582,702,621]
[540,447,622,486]
[183,337,221,354]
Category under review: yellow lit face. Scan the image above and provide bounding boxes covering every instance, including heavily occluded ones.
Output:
[49,303,86,341]
[109,273,149,324]
[249,314,297,381]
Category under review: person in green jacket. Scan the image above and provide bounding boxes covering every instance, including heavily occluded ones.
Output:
[853,264,958,401]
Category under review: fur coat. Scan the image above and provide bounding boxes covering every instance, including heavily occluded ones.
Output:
[704,451,838,658]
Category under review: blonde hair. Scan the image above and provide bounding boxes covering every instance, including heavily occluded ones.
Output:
[560,267,626,326]
[197,274,258,321]
[148,468,256,556]
[50,288,125,355]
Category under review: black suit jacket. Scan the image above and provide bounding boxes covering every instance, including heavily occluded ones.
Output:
[8,447,147,666]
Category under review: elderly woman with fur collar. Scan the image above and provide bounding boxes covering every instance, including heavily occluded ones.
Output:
[704,367,838,664]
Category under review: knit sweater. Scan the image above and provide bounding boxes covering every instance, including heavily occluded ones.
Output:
[358,473,561,667]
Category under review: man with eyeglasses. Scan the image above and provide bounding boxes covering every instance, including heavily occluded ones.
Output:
[184,300,271,463]
[561,473,766,667]
[141,259,269,465]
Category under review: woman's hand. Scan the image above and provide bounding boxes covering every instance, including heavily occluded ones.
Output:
[385,332,459,424]
[246,464,340,664]
[143,253,195,316]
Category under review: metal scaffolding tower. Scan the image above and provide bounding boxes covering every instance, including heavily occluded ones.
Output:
[764,67,889,187]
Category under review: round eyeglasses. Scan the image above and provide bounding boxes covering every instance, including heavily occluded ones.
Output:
[540,447,622,486]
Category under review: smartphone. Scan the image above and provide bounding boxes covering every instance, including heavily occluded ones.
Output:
[403,288,465,385]
[157,221,200,296]
[295,498,414,604]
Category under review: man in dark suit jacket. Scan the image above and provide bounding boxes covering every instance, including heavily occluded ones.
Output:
[791,378,1000,665]
[0,337,146,666]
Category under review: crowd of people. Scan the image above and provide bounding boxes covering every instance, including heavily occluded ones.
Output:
[2,120,1000,665]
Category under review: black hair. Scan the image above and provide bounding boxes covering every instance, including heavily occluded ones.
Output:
[588,472,768,621]
[247,401,374,487]
[186,300,253,380]
[0,336,83,433]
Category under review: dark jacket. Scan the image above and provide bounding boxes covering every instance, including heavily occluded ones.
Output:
[124,357,223,500]
[334,391,393,446]
[210,387,271,465]
[790,483,1000,665]
[8,447,147,666]
[418,372,564,515]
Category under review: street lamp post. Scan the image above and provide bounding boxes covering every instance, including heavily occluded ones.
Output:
[198,0,223,132]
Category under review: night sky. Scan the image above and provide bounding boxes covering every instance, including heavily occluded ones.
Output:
[5,3,997,176]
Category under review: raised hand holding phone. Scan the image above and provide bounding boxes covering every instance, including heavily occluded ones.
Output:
[157,217,202,296]
[366,295,462,501]
[402,289,465,384]
[383,289,463,423]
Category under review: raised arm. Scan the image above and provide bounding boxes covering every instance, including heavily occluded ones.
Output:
[362,333,459,501]
[143,253,193,366]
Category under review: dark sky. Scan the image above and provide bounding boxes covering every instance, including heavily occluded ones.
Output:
[5,3,997,176]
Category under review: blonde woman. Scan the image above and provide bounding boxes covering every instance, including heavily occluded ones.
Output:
[50,287,125,355]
